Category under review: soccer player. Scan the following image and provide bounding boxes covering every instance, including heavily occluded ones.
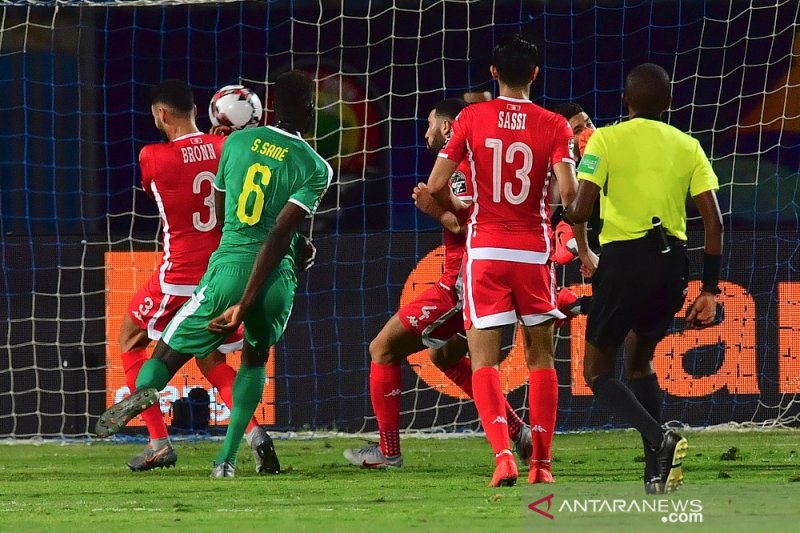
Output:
[426,34,598,487]
[342,98,535,469]
[96,70,332,478]
[553,102,600,253]
[119,79,273,472]
[566,63,723,494]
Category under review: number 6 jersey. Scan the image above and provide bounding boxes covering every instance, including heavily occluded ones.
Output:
[212,125,332,267]
[139,132,226,295]
[438,96,574,263]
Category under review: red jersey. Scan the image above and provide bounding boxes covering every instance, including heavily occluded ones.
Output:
[139,132,226,296]
[439,159,472,289]
[439,97,574,264]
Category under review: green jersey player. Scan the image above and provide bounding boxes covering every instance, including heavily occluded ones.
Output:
[96,71,332,478]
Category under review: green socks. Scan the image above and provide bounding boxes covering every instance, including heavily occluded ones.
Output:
[215,364,266,466]
[135,358,171,391]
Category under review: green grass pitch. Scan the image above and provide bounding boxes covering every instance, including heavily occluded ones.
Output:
[1,430,797,532]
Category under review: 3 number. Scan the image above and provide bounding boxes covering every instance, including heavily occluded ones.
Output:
[485,138,533,205]
[192,171,217,232]
[236,163,272,225]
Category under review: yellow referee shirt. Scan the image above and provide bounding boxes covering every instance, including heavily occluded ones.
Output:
[576,118,719,245]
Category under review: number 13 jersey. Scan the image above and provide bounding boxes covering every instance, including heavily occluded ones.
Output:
[438,97,574,263]
[212,125,332,266]
[139,132,226,295]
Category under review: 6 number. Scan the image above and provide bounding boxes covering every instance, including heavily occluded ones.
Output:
[236,163,272,225]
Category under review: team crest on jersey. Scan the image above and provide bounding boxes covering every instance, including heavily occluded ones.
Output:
[449,170,467,195]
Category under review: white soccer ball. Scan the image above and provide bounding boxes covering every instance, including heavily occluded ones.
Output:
[208,85,263,129]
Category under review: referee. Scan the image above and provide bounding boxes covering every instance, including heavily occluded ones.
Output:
[566,63,723,494]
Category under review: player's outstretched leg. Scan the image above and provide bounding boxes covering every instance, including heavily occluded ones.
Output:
[96,340,190,438]
[95,388,160,438]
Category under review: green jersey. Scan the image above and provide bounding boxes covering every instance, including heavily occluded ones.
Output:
[213,125,333,265]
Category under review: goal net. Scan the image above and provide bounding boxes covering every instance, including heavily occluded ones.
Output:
[0,0,798,438]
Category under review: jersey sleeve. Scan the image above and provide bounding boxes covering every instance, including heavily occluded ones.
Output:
[450,161,472,201]
[138,146,154,198]
[550,116,576,167]
[688,139,719,197]
[438,107,470,163]
[213,141,230,192]
[576,129,608,190]
[288,156,333,215]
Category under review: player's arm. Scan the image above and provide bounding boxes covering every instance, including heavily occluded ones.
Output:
[413,182,468,236]
[138,147,155,201]
[554,161,598,276]
[207,202,308,334]
[685,141,723,327]
[426,157,460,214]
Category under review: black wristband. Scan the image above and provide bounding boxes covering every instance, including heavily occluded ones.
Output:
[702,253,722,292]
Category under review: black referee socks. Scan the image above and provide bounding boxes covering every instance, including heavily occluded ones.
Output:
[591,374,664,449]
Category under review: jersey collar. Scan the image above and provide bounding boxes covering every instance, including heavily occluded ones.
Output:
[267,125,303,139]
[172,131,204,142]
[498,96,531,103]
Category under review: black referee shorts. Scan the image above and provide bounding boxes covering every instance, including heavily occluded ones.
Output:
[585,235,689,351]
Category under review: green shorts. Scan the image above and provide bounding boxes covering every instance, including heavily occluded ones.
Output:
[162,260,297,357]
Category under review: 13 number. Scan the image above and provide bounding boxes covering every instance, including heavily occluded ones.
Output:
[485,137,533,205]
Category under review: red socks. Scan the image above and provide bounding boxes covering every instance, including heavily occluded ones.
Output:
[443,357,523,440]
[204,361,259,434]
[528,368,558,462]
[120,349,168,440]
[472,367,511,455]
[370,362,402,457]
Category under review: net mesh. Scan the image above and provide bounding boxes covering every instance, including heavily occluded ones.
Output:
[0,0,798,438]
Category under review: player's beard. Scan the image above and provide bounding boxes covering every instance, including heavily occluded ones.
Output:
[426,132,445,157]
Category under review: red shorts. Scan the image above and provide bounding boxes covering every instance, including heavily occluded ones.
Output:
[128,273,243,353]
[463,258,565,330]
[397,282,464,348]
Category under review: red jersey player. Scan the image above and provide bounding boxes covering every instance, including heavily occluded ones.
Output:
[343,98,536,469]
[117,80,275,473]
[428,34,597,487]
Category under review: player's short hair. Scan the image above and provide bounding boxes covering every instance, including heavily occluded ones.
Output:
[274,70,314,119]
[554,102,585,121]
[434,98,468,122]
[624,63,671,114]
[491,33,538,88]
[150,79,195,116]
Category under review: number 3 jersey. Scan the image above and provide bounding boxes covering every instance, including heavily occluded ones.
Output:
[212,125,333,267]
[139,132,226,295]
[439,97,574,263]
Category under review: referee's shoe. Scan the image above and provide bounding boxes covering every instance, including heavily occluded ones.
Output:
[649,430,688,494]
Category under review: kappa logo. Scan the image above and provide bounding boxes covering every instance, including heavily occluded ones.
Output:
[406,316,419,328]
[384,389,402,398]
[420,306,437,320]
[491,416,507,425]
[528,493,555,520]
[530,424,547,433]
